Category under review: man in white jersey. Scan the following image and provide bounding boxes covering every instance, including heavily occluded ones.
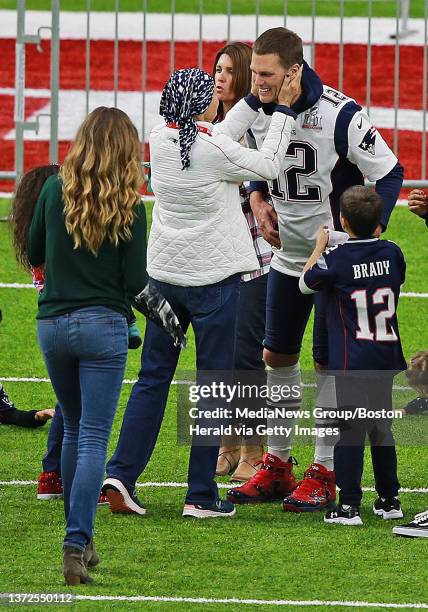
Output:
[227,27,403,511]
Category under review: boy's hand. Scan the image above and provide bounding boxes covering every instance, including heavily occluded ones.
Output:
[315,225,329,252]
[35,408,55,422]
[408,189,428,217]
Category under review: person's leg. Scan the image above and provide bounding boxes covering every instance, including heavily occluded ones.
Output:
[42,403,64,473]
[263,269,313,461]
[106,323,186,495]
[226,274,268,480]
[367,378,401,518]
[333,377,367,508]
[63,308,128,550]
[37,317,81,522]
[185,275,240,506]
[106,282,190,495]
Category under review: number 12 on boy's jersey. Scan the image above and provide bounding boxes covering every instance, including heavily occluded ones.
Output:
[351,288,398,342]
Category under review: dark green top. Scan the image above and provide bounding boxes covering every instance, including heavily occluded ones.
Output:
[27,175,148,319]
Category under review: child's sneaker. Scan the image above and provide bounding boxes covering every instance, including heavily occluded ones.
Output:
[37,471,63,499]
[393,509,428,538]
[402,397,428,415]
[373,497,403,520]
[325,504,363,525]
[182,499,236,518]
[283,463,336,512]
[128,321,142,349]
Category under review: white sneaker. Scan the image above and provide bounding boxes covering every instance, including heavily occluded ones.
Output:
[102,478,146,515]
[393,509,428,538]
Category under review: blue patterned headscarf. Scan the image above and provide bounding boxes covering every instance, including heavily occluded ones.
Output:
[159,68,214,170]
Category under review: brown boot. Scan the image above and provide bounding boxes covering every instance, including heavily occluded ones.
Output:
[230,445,264,482]
[216,446,241,476]
[83,540,100,568]
[63,546,93,586]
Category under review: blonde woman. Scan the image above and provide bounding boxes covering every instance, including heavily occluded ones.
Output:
[27,107,148,585]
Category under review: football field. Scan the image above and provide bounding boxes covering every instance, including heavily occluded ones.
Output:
[0,197,427,610]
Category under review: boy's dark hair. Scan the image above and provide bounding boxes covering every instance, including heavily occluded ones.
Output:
[253,27,303,70]
[406,351,428,396]
[340,185,384,237]
[10,165,60,269]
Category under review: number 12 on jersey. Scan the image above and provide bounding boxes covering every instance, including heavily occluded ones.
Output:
[351,288,398,342]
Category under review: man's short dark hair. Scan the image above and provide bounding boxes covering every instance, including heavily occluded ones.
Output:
[340,185,384,237]
[253,27,303,70]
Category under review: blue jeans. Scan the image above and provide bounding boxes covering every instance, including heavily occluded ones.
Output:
[106,274,240,505]
[37,307,128,550]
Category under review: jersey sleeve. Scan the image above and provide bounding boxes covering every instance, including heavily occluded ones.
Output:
[346,108,398,181]
[299,253,335,294]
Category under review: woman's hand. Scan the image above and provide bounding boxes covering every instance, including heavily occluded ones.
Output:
[278,64,303,107]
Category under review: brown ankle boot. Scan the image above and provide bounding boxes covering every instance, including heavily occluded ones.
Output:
[216,446,241,476]
[83,540,100,568]
[230,445,264,482]
[63,546,93,585]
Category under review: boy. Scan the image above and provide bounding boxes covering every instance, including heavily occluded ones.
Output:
[299,185,407,525]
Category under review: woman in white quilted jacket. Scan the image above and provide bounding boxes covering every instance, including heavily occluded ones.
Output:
[103,66,301,519]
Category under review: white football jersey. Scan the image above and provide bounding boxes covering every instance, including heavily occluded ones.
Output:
[249,85,398,277]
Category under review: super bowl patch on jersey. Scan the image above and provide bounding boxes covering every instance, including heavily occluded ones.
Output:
[302,107,323,130]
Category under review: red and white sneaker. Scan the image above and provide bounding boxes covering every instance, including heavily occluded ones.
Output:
[37,471,63,500]
[227,453,297,504]
[282,463,336,512]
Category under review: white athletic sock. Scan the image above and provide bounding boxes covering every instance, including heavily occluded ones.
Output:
[266,363,301,459]
[313,373,339,472]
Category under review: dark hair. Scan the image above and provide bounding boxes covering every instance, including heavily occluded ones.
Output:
[253,27,303,70]
[212,42,252,121]
[406,351,428,396]
[340,185,384,237]
[10,165,60,268]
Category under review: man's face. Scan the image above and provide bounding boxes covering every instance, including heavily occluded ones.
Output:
[250,52,287,104]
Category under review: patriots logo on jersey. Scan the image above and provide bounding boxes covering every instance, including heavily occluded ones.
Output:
[358,127,377,156]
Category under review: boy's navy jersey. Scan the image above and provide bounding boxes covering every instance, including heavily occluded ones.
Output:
[300,238,407,371]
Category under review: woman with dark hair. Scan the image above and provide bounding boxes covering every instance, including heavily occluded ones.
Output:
[212,43,272,482]
[102,65,301,519]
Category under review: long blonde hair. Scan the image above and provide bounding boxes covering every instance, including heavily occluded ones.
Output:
[61,107,143,255]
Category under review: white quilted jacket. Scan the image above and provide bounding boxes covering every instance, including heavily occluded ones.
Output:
[147,97,295,286]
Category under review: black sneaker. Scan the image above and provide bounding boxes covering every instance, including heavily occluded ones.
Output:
[403,397,428,416]
[102,477,146,515]
[324,504,363,525]
[182,499,236,518]
[393,509,428,538]
[373,497,403,520]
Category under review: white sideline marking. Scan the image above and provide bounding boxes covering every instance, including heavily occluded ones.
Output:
[1,284,427,298]
[0,480,427,494]
[0,594,427,609]
[69,595,428,608]
[0,10,426,45]
[1,89,427,139]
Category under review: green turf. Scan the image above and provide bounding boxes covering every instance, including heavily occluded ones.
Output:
[0,202,427,610]
[2,0,426,17]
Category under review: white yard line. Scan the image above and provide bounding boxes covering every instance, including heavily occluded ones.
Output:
[0,11,426,45]
[0,480,426,493]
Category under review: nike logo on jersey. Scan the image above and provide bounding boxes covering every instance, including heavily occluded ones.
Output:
[353,260,390,279]
[358,127,377,155]
[357,116,363,129]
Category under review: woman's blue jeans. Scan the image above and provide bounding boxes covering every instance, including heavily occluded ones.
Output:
[37,307,128,550]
